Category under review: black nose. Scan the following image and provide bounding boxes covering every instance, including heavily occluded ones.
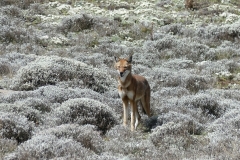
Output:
[120,72,124,77]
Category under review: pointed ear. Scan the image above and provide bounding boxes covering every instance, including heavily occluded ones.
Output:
[127,55,132,63]
[114,56,119,62]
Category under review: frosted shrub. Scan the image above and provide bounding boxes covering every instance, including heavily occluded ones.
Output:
[29,3,48,15]
[53,98,118,133]
[37,124,103,153]
[0,103,41,124]
[152,35,210,62]
[10,56,114,92]
[35,85,116,107]
[0,139,17,160]
[105,125,158,159]
[4,135,94,160]
[205,45,240,61]
[159,23,184,35]
[0,90,39,104]
[196,60,229,75]
[162,59,194,70]
[0,112,33,143]
[35,85,83,103]
[197,21,240,42]
[0,0,43,9]
[206,89,240,101]
[20,97,51,113]
[153,87,190,98]
[1,6,22,18]
[150,120,202,150]
[185,75,210,93]
[149,67,212,92]
[0,60,11,76]
[187,93,223,118]
[0,97,51,124]
[206,108,240,159]
[4,53,36,72]
[58,14,93,33]
[93,17,119,37]
[156,111,204,135]
[0,26,26,44]
[154,36,177,51]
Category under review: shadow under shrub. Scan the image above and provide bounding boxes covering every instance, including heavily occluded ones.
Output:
[53,98,118,134]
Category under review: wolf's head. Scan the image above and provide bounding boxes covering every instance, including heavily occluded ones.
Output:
[114,55,132,81]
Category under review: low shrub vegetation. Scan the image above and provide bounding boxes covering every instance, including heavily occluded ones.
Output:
[1,0,240,159]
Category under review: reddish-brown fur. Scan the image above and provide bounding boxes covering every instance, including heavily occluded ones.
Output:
[114,55,150,131]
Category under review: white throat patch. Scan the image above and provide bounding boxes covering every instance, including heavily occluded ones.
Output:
[119,70,130,82]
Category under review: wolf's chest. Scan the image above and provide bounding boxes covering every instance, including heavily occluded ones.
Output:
[118,86,134,100]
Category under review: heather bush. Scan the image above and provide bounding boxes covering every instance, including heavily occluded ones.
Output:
[35,85,118,109]
[10,56,115,92]
[93,16,119,37]
[196,60,229,75]
[34,85,83,103]
[0,112,33,143]
[186,93,224,118]
[156,111,204,135]
[150,121,207,159]
[206,108,240,159]
[151,87,190,114]
[0,25,29,44]
[0,90,39,104]
[0,0,46,9]
[0,139,17,160]
[0,103,41,124]
[197,20,240,42]
[37,124,103,153]
[0,53,37,88]
[29,3,49,15]
[141,35,210,62]
[1,0,240,159]
[1,6,22,18]
[147,67,212,92]
[3,53,36,73]
[0,60,11,76]
[206,89,240,101]
[53,98,118,133]
[104,125,159,159]
[58,14,94,34]
[162,59,195,70]
[4,135,94,160]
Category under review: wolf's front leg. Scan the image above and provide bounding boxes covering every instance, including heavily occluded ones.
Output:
[122,97,129,127]
[130,101,137,131]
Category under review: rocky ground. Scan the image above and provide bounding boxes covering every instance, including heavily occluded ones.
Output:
[1,0,240,159]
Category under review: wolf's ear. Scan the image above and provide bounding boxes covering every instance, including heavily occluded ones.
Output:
[114,56,119,62]
[127,55,132,63]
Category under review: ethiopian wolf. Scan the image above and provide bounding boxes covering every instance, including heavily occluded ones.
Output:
[114,55,151,131]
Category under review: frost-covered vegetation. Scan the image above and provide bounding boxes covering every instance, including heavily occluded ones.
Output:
[1,0,240,159]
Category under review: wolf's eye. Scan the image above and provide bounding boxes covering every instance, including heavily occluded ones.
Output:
[124,66,127,69]
[117,66,120,68]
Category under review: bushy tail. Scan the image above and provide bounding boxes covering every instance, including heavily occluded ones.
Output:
[140,87,151,117]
